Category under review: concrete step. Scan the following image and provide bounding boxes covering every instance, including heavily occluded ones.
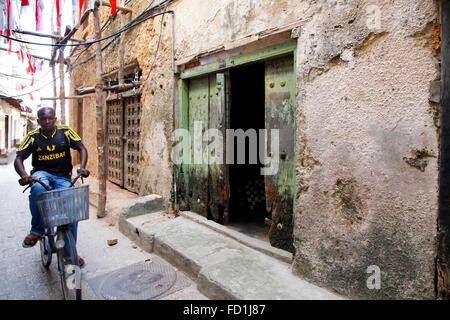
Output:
[118,202,342,300]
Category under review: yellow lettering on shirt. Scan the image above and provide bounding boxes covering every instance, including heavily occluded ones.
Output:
[38,152,66,161]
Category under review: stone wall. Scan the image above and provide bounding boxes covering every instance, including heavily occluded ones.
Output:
[292,0,440,299]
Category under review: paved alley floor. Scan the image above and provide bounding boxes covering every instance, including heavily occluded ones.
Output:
[0,159,207,300]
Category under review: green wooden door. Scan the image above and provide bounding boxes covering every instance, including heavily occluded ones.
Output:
[208,73,229,223]
[188,75,210,215]
[177,73,229,220]
[264,55,296,253]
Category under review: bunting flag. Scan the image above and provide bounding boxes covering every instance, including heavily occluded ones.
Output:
[38,58,44,71]
[78,0,84,21]
[6,0,11,36]
[18,46,24,61]
[55,0,60,28]
[72,0,78,25]
[35,0,44,31]
[109,0,116,15]
[21,0,29,6]
[0,0,4,35]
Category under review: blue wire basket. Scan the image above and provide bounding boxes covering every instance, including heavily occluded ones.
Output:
[36,184,90,228]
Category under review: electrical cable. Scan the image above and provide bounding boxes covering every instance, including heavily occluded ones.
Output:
[68,0,167,66]
[70,1,170,73]
[1,0,173,99]
[0,69,52,82]
[141,10,165,82]
[0,10,173,48]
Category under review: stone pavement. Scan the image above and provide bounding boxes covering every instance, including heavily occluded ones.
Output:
[120,202,343,300]
[0,159,207,300]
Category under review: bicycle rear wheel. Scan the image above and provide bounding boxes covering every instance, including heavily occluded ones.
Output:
[56,228,82,300]
[39,235,52,268]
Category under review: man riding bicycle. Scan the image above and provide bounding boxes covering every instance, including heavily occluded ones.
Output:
[14,106,90,267]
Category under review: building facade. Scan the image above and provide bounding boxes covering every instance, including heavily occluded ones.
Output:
[0,96,31,164]
[70,0,444,299]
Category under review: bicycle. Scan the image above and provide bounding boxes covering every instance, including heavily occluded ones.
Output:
[22,169,89,300]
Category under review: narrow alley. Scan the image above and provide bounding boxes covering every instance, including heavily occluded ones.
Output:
[0,159,207,300]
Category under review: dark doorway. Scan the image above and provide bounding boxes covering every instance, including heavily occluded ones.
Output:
[5,115,9,150]
[228,62,269,241]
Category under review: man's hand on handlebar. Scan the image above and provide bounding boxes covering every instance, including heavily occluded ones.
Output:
[18,175,33,186]
[77,168,90,178]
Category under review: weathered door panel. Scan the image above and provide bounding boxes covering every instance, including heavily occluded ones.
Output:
[265,55,296,253]
[176,80,190,211]
[107,97,124,186]
[208,73,229,223]
[123,94,141,193]
[106,91,141,194]
[188,76,210,216]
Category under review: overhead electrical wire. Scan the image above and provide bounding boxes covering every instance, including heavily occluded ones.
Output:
[0,7,173,48]
[2,0,173,99]
[0,69,52,82]
[71,0,168,74]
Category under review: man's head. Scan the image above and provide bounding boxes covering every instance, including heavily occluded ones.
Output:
[37,107,57,135]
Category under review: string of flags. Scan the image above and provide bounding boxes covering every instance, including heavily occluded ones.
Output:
[0,0,117,99]
[0,1,117,34]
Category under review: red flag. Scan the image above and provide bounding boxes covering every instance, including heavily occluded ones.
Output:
[79,0,85,21]
[21,0,30,5]
[109,0,116,15]
[36,0,43,31]
[56,0,61,28]
[6,0,11,37]
[29,93,34,100]
[30,77,34,87]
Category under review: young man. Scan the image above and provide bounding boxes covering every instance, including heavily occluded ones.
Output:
[14,107,90,266]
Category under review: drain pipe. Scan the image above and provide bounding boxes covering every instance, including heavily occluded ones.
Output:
[169,10,178,216]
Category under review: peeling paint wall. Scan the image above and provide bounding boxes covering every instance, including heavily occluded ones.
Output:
[70,1,174,206]
[70,0,441,298]
[293,0,440,299]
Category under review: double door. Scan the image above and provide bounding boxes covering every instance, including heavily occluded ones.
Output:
[107,91,141,193]
[176,54,296,252]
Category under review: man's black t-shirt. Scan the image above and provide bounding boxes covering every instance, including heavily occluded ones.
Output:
[16,125,83,178]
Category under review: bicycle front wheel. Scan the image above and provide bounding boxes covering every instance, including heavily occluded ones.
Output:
[39,235,52,268]
[56,228,82,300]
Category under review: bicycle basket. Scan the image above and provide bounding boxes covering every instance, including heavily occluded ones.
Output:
[35,184,89,228]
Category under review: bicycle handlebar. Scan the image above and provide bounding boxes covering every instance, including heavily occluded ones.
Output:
[21,169,87,193]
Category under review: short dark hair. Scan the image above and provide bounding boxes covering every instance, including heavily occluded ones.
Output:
[37,107,56,118]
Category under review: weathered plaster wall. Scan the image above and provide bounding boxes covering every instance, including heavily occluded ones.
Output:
[70,1,174,206]
[293,0,440,299]
[172,0,320,59]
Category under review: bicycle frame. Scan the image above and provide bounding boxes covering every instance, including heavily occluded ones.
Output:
[24,171,86,300]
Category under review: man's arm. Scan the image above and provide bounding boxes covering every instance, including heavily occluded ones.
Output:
[14,156,32,185]
[76,142,90,177]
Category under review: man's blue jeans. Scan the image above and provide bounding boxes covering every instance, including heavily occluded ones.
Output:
[29,170,78,260]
